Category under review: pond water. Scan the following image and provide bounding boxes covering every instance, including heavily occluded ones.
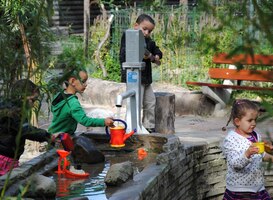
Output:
[53,161,110,200]
[48,150,158,199]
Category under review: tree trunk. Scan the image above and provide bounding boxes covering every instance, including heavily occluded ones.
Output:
[19,22,39,127]
[94,14,114,77]
[155,92,175,134]
[19,23,33,75]
[84,0,90,58]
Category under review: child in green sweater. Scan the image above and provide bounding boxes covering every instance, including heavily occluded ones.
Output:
[48,68,114,136]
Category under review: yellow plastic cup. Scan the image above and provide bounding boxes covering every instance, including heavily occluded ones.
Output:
[253,142,265,154]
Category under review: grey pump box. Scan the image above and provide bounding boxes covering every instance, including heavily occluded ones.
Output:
[125,29,145,63]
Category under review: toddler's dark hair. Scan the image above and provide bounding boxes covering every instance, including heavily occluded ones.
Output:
[136,14,155,25]
[11,79,40,100]
[222,99,259,131]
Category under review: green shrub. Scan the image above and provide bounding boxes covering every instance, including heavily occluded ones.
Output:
[91,53,121,82]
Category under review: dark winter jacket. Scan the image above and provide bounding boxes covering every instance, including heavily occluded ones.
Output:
[0,100,50,159]
[119,32,163,85]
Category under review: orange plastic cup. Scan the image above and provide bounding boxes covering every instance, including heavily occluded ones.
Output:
[138,148,148,160]
[253,142,265,154]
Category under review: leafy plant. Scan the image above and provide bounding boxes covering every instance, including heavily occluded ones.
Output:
[0,0,53,95]
[0,0,54,198]
[92,53,120,81]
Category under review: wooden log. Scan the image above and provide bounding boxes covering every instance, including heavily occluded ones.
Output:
[155,92,175,134]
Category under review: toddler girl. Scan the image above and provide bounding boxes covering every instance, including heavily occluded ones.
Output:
[222,99,273,200]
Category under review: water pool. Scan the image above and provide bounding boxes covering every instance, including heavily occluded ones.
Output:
[54,161,110,200]
[49,149,158,199]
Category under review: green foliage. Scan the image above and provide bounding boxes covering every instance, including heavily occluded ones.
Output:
[86,13,122,82]
[53,2,273,96]
[0,0,53,97]
[44,35,99,96]
[232,91,273,104]
[57,36,87,68]
[54,35,97,70]
[0,1,53,197]
[108,5,245,87]
[92,53,121,81]
[198,0,273,54]
[49,1,273,101]
[106,2,273,90]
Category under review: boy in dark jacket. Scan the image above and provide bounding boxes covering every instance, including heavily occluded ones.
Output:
[119,14,163,133]
[0,79,51,176]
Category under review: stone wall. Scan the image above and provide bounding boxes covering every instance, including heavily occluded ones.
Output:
[109,134,273,200]
[109,135,226,200]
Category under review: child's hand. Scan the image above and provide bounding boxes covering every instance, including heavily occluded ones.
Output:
[104,117,114,127]
[245,144,259,158]
[51,133,62,147]
[144,49,152,60]
[143,50,161,65]
[144,52,152,60]
[154,55,161,65]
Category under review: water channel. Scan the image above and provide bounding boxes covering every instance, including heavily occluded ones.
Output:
[45,140,159,199]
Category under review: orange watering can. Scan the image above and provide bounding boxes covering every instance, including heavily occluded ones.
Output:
[106,119,136,147]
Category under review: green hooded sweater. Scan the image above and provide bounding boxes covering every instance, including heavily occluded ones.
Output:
[48,92,105,135]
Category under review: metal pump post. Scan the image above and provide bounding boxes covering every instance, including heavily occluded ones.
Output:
[116,29,149,134]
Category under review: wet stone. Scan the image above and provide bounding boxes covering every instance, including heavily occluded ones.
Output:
[72,135,105,164]
[105,161,133,186]
[24,173,56,198]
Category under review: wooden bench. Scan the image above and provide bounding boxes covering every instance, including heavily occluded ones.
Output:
[186,53,273,109]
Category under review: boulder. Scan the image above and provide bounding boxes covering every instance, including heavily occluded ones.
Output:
[24,173,56,198]
[104,161,133,186]
[72,135,105,164]
[83,78,215,117]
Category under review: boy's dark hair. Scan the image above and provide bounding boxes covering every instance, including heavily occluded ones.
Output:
[222,99,259,131]
[63,67,87,87]
[136,14,155,25]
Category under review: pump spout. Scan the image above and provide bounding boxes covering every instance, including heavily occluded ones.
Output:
[116,89,136,107]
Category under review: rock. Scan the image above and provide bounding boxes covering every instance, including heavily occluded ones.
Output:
[24,173,56,198]
[82,78,126,107]
[72,135,105,164]
[83,78,215,117]
[104,161,133,186]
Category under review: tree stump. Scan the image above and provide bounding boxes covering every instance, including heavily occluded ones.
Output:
[154,92,175,134]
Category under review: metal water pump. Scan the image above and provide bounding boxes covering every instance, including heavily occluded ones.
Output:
[116,29,149,134]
